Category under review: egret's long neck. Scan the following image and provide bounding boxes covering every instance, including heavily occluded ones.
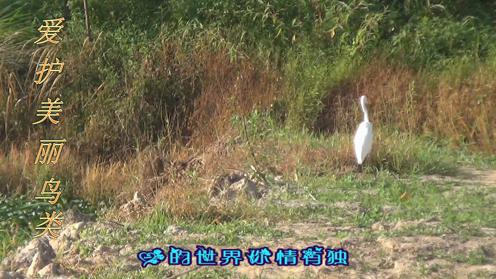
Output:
[361,100,369,122]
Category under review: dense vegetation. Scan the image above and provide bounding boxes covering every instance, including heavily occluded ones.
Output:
[2,0,495,155]
[1,0,495,264]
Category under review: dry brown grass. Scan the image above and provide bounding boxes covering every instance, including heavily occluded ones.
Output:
[251,136,354,178]
[0,144,79,197]
[187,47,280,148]
[316,60,496,153]
[0,34,494,222]
[0,143,140,204]
[80,162,133,204]
[0,146,34,195]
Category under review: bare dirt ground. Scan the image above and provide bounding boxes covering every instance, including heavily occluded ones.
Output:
[2,169,495,278]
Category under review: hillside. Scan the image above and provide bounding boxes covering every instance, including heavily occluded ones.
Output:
[0,1,495,278]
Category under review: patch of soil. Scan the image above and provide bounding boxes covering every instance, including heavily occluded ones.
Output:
[422,168,496,188]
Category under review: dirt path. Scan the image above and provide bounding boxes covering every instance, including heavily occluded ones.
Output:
[2,168,496,278]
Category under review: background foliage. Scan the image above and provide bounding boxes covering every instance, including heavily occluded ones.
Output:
[0,0,495,192]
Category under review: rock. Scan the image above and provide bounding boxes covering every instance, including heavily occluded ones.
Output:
[377,236,398,254]
[120,192,145,216]
[392,259,416,277]
[164,225,187,235]
[132,192,143,204]
[230,178,262,199]
[209,171,246,197]
[37,263,60,278]
[118,245,134,256]
[6,237,55,272]
[63,209,93,224]
[50,222,87,254]
[209,172,266,203]
[0,271,25,279]
[274,176,284,183]
[26,252,49,278]
[371,222,385,231]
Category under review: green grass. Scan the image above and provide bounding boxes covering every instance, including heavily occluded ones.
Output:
[0,229,31,262]
[0,195,95,260]
[80,129,495,275]
[257,128,496,235]
[266,172,496,234]
[1,2,496,277]
[81,268,174,279]
[85,266,240,279]
[80,211,287,250]
[72,128,495,278]
[2,124,494,271]
[2,0,496,158]
[138,214,287,246]
[426,246,490,266]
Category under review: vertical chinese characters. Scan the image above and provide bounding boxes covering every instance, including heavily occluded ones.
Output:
[32,17,66,239]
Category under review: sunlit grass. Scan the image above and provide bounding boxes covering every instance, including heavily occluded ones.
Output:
[1,2,496,277]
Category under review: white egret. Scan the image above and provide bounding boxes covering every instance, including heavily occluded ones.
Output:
[353,95,373,171]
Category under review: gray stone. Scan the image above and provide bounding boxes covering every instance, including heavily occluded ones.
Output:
[119,192,145,216]
[209,172,265,203]
[0,271,25,279]
[27,252,48,278]
[50,222,87,254]
[209,171,246,198]
[371,222,385,231]
[37,263,60,278]
[63,209,93,224]
[230,178,263,199]
[118,245,134,256]
[7,237,55,271]
[164,225,187,235]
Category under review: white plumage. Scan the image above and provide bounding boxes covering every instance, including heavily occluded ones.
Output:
[353,96,373,166]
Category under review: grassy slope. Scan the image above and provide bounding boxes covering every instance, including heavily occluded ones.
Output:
[80,130,496,278]
[0,1,495,276]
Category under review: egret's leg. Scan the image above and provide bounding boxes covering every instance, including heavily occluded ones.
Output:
[357,164,363,173]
